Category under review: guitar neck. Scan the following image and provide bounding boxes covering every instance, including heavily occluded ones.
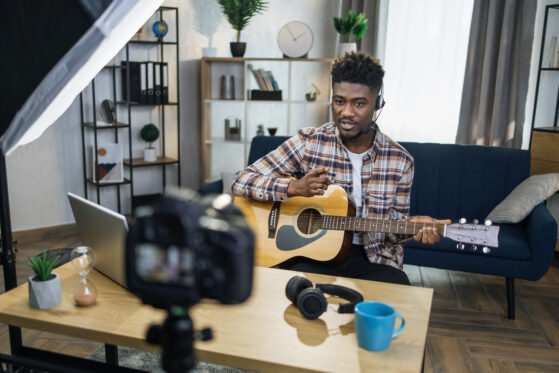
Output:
[320,215,446,236]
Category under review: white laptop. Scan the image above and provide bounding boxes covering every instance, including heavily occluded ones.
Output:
[68,193,128,287]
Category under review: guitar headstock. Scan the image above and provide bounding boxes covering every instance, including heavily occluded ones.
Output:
[444,218,499,253]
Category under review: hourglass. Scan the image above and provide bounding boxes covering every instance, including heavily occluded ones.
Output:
[71,246,97,306]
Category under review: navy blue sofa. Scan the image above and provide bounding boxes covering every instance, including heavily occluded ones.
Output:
[199,136,558,319]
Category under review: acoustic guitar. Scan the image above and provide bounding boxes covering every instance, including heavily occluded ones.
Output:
[234,185,499,267]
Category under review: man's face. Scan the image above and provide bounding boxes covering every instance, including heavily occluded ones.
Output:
[331,82,378,144]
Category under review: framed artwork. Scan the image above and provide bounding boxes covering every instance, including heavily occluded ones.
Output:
[91,143,123,183]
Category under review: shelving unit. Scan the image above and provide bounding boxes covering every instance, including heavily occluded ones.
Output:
[79,6,180,212]
[200,57,334,184]
[530,4,559,176]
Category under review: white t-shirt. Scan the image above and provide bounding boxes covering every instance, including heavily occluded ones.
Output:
[346,149,368,244]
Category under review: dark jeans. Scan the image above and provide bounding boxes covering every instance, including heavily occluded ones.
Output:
[280,244,410,285]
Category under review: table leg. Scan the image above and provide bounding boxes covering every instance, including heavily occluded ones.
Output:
[105,344,119,365]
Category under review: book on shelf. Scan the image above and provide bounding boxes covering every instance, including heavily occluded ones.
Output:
[91,143,123,183]
[247,64,279,91]
[121,60,170,104]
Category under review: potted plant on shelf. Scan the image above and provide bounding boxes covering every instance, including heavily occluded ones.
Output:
[140,123,160,162]
[218,0,268,57]
[333,10,368,56]
[28,251,62,309]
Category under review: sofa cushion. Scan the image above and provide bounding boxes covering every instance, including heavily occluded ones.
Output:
[404,223,530,260]
[486,173,559,223]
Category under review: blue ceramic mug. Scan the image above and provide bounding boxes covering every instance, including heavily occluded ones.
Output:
[354,301,406,351]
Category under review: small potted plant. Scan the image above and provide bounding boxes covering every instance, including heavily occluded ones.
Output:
[333,10,368,56]
[218,0,268,57]
[28,251,62,309]
[140,123,160,162]
[256,124,265,136]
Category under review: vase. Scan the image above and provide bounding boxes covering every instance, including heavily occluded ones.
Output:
[230,42,246,57]
[144,148,157,162]
[338,42,357,57]
[28,273,62,309]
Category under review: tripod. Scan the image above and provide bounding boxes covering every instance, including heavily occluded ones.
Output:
[146,306,212,373]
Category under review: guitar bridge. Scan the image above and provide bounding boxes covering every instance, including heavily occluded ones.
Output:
[268,201,282,238]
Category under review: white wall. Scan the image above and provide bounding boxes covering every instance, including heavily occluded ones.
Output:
[5,0,341,231]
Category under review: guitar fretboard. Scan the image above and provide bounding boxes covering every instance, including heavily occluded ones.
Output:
[319,215,446,235]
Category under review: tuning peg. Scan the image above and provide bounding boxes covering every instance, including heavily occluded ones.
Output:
[473,219,479,224]
[459,218,467,224]
[482,247,491,254]
[457,243,465,250]
[484,219,492,226]
[472,245,478,251]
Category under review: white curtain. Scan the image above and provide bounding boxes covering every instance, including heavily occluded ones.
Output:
[377,0,474,143]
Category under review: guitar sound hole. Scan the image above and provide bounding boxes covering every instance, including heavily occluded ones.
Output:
[297,209,323,235]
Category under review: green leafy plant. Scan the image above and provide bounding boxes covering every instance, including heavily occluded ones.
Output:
[333,10,368,43]
[140,123,160,148]
[218,0,268,43]
[28,251,60,281]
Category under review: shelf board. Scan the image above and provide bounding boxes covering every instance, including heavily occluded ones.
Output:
[247,100,286,104]
[127,40,177,45]
[87,178,131,186]
[116,101,178,106]
[201,57,335,63]
[290,100,331,105]
[204,99,245,104]
[83,122,130,129]
[533,126,559,133]
[124,156,179,167]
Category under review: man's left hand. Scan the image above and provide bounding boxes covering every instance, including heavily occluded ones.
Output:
[408,216,452,245]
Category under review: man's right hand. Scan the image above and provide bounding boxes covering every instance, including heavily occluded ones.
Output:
[287,168,331,197]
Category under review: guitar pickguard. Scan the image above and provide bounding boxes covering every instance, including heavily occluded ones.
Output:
[276,225,327,251]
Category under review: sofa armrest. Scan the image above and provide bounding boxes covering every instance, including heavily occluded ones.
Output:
[523,202,558,280]
[198,180,223,196]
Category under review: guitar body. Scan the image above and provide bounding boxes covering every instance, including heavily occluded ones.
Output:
[234,185,354,267]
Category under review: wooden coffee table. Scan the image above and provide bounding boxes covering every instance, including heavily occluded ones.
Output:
[0,262,432,372]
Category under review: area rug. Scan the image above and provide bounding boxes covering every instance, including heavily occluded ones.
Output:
[89,345,254,372]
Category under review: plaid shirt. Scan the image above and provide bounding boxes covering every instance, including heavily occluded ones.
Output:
[232,122,414,270]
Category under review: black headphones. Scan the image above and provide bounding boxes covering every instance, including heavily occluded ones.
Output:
[285,276,364,320]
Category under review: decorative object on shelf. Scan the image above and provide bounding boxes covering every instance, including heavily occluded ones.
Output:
[218,0,268,57]
[100,99,116,124]
[140,123,160,162]
[71,246,97,306]
[92,143,124,183]
[249,90,282,100]
[132,26,145,41]
[278,21,314,58]
[192,0,221,57]
[267,127,278,136]
[28,251,62,309]
[220,74,235,99]
[333,10,368,56]
[152,20,168,40]
[225,118,241,141]
[256,124,265,136]
[305,83,321,102]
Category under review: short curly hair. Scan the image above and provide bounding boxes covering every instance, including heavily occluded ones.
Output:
[331,51,384,91]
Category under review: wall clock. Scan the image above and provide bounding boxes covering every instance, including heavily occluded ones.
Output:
[277,21,314,58]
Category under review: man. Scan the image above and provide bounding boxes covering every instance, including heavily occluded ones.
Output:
[232,51,449,285]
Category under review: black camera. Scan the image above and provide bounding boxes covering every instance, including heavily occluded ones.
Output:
[125,190,254,309]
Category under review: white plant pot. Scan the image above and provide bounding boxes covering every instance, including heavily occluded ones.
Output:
[202,47,217,57]
[28,273,62,309]
[144,148,157,162]
[338,42,357,57]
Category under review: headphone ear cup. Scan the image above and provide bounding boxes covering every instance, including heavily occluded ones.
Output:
[285,276,313,304]
[297,288,327,320]
[375,94,385,110]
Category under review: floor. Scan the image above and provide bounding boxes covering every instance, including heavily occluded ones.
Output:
[1,224,558,373]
